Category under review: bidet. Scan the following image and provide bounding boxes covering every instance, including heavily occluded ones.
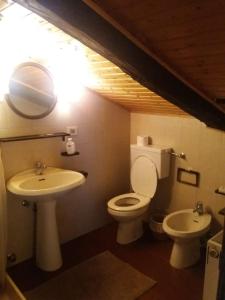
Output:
[163,209,211,269]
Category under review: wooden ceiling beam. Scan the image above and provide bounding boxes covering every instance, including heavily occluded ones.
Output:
[15,0,225,130]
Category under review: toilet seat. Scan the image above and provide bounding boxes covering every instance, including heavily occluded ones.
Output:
[107,193,150,212]
[131,156,157,197]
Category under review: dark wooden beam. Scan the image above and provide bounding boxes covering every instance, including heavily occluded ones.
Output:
[15,0,225,131]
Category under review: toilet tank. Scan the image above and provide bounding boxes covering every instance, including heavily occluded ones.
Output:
[130,144,171,179]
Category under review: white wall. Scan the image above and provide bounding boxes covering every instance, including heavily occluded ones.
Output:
[131,113,225,233]
[0,89,130,264]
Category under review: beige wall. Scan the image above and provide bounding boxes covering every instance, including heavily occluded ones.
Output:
[0,89,130,264]
[2,98,224,264]
[131,113,225,232]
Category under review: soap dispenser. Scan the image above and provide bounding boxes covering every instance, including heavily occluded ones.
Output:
[66,137,76,155]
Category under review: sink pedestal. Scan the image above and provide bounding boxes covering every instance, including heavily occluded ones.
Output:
[36,197,62,271]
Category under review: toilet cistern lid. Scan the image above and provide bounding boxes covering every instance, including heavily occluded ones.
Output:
[131,156,157,197]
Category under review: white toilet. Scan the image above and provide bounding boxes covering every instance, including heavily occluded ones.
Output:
[107,144,171,244]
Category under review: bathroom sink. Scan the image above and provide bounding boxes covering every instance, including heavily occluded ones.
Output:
[7,167,86,272]
[7,167,85,197]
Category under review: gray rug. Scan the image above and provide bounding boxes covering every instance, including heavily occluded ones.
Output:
[25,251,156,300]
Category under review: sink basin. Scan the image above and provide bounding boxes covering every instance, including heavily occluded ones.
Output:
[7,167,86,272]
[7,167,85,197]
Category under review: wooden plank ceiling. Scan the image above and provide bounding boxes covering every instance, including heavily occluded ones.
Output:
[85,0,225,112]
[0,1,186,116]
[85,49,186,115]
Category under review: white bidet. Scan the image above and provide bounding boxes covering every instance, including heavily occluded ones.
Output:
[163,209,211,269]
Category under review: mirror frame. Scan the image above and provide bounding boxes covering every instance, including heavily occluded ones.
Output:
[6,62,57,119]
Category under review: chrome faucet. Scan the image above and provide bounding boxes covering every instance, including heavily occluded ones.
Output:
[193,201,204,215]
[35,161,46,175]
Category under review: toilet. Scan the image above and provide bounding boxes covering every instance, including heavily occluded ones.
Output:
[107,144,171,244]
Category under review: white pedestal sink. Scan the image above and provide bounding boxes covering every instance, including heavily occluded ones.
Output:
[7,167,85,271]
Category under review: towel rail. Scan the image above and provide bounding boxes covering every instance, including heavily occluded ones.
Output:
[0,132,70,143]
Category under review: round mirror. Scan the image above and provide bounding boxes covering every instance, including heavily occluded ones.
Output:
[6,62,57,119]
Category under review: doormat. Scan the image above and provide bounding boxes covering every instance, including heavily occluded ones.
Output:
[25,251,156,300]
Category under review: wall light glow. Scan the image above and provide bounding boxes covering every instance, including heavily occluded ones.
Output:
[0,3,98,109]
[56,101,70,115]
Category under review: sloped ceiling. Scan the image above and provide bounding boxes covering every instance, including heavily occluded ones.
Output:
[7,1,225,129]
[85,49,186,115]
[85,0,225,107]
[0,0,186,116]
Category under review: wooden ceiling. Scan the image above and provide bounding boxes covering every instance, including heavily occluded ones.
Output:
[85,49,186,115]
[0,1,186,116]
[3,0,225,127]
[85,0,225,111]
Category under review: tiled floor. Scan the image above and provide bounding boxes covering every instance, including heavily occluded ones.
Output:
[8,223,205,300]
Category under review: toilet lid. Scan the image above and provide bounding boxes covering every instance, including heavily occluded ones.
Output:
[131,156,157,197]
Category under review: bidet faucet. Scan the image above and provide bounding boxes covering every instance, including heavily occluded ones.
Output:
[193,201,204,215]
[35,161,46,175]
